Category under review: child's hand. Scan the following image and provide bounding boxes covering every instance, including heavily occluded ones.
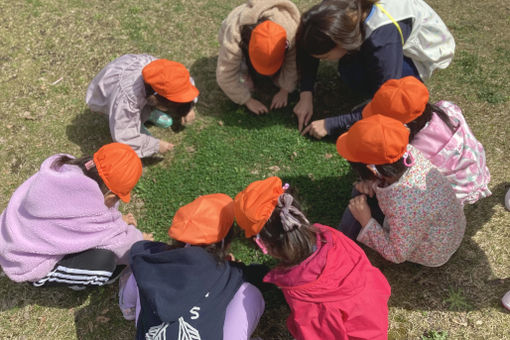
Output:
[122,213,137,226]
[301,119,327,139]
[348,195,372,227]
[181,108,196,125]
[354,180,376,198]
[270,89,288,110]
[142,232,154,241]
[246,98,269,115]
[294,91,313,131]
[159,140,175,154]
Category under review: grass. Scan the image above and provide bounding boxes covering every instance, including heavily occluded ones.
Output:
[0,0,509,339]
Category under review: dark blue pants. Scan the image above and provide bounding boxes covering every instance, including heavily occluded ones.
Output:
[336,188,385,241]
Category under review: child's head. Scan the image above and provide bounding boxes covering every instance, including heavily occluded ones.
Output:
[169,193,235,262]
[240,19,287,77]
[142,59,199,118]
[297,0,377,59]
[234,177,316,267]
[362,77,455,141]
[52,143,142,207]
[336,115,411,182]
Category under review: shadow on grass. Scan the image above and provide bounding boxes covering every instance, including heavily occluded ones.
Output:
[189,56,367,135]
[65,109,112,156]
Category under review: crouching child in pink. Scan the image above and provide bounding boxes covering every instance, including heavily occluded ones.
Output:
[234,177,391,340]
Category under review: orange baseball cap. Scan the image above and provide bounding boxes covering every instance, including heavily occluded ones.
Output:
[362,76,429,124]
[142,59,199,103]
[249,21,287,76]
[234,177,284,238]
[93,143,142,203]
[169,193,234,245]
[336,115,410,165]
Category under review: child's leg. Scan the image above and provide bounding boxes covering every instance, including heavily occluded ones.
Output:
[223,282,265,340]
[32,248,117,289]
[119,272,139,321]
[337,188,385,240]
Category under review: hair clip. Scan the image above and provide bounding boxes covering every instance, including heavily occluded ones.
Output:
[84,160,95,171]
[255,234,268,255]
[282,183,290,191]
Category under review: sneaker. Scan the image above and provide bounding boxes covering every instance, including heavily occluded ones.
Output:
[502,290,510,311]
[120,307,136,321]
[505,188,510,211]
[148,109,173,129]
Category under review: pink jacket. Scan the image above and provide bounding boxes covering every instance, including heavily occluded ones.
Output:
[412,101,491,205]
[264,224,390,340]
[0,154,143,282]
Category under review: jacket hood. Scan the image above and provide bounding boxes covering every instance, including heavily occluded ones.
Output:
[130,241,243,323]
[264,224,372,302]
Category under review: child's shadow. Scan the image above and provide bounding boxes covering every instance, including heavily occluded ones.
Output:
[65,109,163,167]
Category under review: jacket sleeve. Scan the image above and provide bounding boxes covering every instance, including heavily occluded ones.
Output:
[96,213,144,265]
[216,20,252,105]
[357,216,417,264]
[109,95,160,158]
[275,45,297,93]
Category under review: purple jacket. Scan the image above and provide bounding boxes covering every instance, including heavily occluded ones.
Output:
[0,154,143,282]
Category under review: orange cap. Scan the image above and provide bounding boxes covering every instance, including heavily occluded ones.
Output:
[362,76,429,124]
[169,193,234,245]
[142,59,199,103]
[336,115,410,165]
[249,21,287,76]
[234,177,284,238]
[93,143,142,203]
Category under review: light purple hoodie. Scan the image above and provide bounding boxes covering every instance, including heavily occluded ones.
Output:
[0,154,143,282]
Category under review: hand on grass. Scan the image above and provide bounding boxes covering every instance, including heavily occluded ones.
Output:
[246,98,269,115]
[302,119,327,139]
[354,180,376,198]
[348,195,372,228]
[181,108,196,125]
[293,91,314,132]
[159,140,175,154]
[122,213,137,226]
[142,232,154,241]
[270,89,288,110]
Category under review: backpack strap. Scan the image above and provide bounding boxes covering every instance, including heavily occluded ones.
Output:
[375,3,404,46]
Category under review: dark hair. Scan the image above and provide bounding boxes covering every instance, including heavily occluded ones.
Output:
[407,103,456,141]
[376,157,407,179]
[144,83,194,117]
[171,228,234,263]
[259,193,317,267]
[296,0,377,57]
[239,17,285,79]
[349,161,378,181]
[51,156,110,195]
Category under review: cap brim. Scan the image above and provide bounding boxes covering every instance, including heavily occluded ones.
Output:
[166,85,199,103]
[119,192,131,203]
[336,133,359,163]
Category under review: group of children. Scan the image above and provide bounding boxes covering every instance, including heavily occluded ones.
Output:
[0,0,507,338]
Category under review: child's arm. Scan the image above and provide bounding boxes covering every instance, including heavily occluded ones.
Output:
[109,100,160,158]
[357,214,417,264]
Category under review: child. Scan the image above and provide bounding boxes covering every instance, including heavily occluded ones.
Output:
[86,54,199,158]
[234,177,391,340]
[217,0,300,115]
[119,193,265,340]
[359,76,491,205]
[336,115,466,266]
[295,0,455,132]
[0,143,152,289]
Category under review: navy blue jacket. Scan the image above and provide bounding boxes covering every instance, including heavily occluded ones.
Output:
[130,241,244,340]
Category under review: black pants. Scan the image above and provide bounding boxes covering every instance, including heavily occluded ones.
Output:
[33,248,125,288]
[336,188,385,241]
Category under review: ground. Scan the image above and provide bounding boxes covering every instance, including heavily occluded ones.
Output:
[0,0,509,339]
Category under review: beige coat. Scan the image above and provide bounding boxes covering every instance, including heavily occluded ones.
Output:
[217,0,300,105]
